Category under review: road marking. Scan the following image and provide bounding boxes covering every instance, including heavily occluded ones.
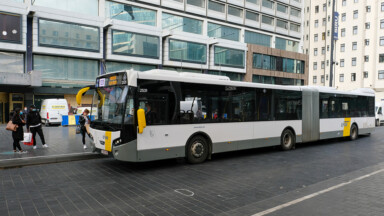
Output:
[252,168,384,216]
[174,189,194,197]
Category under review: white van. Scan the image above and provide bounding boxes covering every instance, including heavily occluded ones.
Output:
[375,102,384,126]
[40,99,69,125]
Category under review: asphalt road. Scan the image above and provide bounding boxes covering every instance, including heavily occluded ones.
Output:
[1,127,384,216]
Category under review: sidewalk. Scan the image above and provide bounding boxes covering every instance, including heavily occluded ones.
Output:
[0,125,101,168]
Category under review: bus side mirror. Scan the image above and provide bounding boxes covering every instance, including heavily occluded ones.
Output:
[137,109,146,134]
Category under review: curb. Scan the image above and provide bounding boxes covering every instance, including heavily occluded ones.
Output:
[0,152,103,169]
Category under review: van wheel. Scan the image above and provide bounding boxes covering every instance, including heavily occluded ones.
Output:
[376,119,380,127]
[350,124,358,140]
[281,129,295,151]
[186,136,208,164]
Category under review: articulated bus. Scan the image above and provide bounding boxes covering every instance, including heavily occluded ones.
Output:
[78,69,375,164]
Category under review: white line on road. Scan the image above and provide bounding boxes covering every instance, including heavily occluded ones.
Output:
[252,168,384,216]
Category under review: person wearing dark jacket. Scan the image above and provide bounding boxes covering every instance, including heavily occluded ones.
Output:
[27,105,48,149]
[11,108,27,153]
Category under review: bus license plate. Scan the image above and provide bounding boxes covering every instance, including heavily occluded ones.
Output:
[101,149,108,155]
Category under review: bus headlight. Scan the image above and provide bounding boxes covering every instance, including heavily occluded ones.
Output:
[113,138,123,146]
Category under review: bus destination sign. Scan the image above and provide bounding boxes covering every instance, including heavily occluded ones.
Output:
[96,73,127,87]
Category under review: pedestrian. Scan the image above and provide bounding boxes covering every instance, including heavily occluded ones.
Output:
[79,109,91,149]
[11,108,27,153]
[27,104,48,149]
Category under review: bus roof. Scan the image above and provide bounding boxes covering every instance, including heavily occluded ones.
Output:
[100,70,375,97]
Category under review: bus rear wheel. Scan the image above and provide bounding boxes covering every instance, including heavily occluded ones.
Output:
[186,136,209,164]
[281,129,295,151]
[350,124,358,140]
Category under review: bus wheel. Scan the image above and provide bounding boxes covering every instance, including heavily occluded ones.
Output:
[186,136,209,164]
[350,124,358,140]
[281,129,295,151]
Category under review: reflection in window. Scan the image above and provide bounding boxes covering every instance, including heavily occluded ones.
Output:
[245,31,271,47]
[208,23,240,41]
[33,0,98,16]
[275,37,299,52]
[106,1,157,26]
[162,13,202,35]
[214,46,244,68]
[39,19,99,51]
[169,39,206,64]
[0,52,24,73]
[106,61,156,73]
[112,30,159,59]
[208,1,225,13]
[34,55,98,86]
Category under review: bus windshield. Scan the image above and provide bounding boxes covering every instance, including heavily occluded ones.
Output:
[92,85,133,129]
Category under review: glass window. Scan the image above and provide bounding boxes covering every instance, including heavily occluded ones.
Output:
[33,55,98,85]
[0,12,22,44]
[276,4,287,13]
[39,19,99,51]
[105,61,156,73]
[208,1,225,13]
[342,0,346,6]
[228,6,243,17]
[290,8,301,17]
[246,0,259,4]
[313,76,317,83]
[253,53,263,69]
[353,26,358,35]
[314,34,318,41]
[342,13,346,21]
[262,0,274,9]
[364,71,368,78]
[315,20,319,27]
[106,1,157,26]
[187,0,205,8]
[321,75,325,83]
[207,23,240,41]
[340,74,344,82]
[313,62,317,70]
[380,37,384,46]
[351,73,356,81]
[352,57,357,66]
[33,0,98,16]
[162,13,202,35]
[340,44,345,52]
[353,10,358,19]
[290,23,300,32]
[340,59,344,67]
[0,52,24,73]
[244,31,271,47]
[379,71,384,79]
[276,20,288,29]
[261,15,274,25]
[352,42,357,50]
[169,39,207,64]
[275,37,299,52]
[366,22,370,29]
[112,30,159,59]
[214,46,244,68]
[314,48,318,56]
[379,54,384,63]
[366,6,371,12]
[341,28,345,37]
[381,20,384,29]
[321,61,325,69]
[382,3,384,11]
[365,56,369,62]
[246,11,259,22]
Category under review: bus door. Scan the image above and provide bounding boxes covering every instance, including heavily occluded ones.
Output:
[302,88,320,142]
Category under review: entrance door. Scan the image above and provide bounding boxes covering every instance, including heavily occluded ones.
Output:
[0,92,8,124]
[9,93,24,112]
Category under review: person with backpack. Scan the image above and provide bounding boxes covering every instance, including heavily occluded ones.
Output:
[79,109,91,149]
[11,108,27,153]
[27,105,48,149]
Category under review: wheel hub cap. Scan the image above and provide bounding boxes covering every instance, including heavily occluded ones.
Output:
[191,142,204,158]
[283,134,291,147]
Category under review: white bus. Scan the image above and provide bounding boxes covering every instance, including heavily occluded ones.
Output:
[80,70,375,164]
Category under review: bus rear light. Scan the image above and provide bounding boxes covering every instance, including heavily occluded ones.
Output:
[47,112,49,119]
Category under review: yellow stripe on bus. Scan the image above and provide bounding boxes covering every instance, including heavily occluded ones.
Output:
[343,118,351,137]
[105,131,112,152]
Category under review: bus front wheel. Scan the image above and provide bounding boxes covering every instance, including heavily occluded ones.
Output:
[186,136,209,164]
[281,129,295,151]
[350,124,358,140]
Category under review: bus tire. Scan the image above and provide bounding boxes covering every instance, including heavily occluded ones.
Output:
[350,124,358,140]
[186,136,209,164]
[281,129,295,151]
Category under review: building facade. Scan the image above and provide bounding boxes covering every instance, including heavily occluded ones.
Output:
[0,0,306,123]
[304,0,384,102]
